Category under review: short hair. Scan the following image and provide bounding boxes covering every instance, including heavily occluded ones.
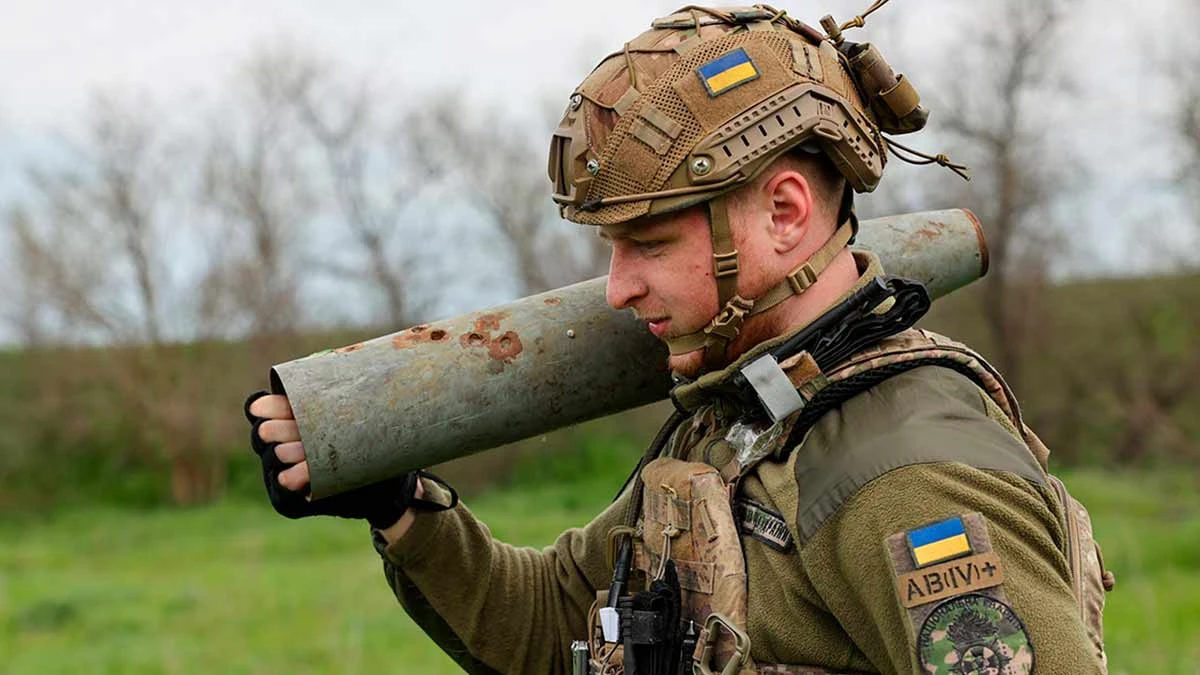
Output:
[731,149,846,225]
[787,150,845,213]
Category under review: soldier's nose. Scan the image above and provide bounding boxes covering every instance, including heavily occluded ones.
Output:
[605,253,646,310]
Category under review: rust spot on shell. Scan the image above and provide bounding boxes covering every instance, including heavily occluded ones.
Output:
[915,220,950,241]
[473,311,508,332]
[462,332,487,347]
[393,324,451,349]
[543,297,561,305]
[335,343,364,354]
[487,331,523,363]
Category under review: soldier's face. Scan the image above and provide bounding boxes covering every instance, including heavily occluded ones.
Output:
[601,206,720,377]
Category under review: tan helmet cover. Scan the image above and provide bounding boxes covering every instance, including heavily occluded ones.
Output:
[548,5,915,227]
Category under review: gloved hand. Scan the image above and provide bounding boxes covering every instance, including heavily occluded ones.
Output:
[244,390,457,530]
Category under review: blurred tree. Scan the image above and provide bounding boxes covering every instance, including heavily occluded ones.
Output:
[6,95,242,505]
[2,208,47,345]
[1171,0,1200,270]
[1111,301,1200,463]
[923,0,1079,396]
[1087,0,1200,464]
[286,49,430,327]
[419,94,610,295]
[200,47,316,340]
[11,95,173,345]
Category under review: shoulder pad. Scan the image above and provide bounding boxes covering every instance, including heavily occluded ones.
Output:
[791,365,1045,546]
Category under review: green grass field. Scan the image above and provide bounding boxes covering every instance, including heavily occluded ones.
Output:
[2,468,1198,674]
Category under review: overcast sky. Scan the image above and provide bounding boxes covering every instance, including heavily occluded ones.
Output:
[1,0,685,130]
[2,0,1187,229]
[0,0,1192,343]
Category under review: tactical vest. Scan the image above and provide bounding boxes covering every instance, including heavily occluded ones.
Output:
[585,328,1112,675]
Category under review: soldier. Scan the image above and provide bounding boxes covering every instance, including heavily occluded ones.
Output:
[246,5,1111,674]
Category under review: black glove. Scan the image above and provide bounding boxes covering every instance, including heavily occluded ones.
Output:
[244,390,457,530]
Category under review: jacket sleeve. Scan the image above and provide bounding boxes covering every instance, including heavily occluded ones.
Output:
[800,463,1101,674]
[792,366,1103,674]
[375,485,631,674]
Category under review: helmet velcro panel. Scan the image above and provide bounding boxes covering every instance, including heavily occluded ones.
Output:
[673,34,795,133]
[575,31,794,225]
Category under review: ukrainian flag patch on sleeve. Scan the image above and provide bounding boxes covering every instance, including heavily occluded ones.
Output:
[907,516,973,568]
[696,48,759,97]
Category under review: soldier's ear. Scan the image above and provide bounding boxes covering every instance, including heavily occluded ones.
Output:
[763,169,813,253]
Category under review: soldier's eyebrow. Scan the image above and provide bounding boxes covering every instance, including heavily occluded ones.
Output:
[597,216,676,243]
[598,227,634,242]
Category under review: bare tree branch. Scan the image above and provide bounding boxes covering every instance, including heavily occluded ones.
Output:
[90,95,166,343]
[926,0,1079,393]
[287,54,423,326]
[200,46,318,337]
[9,95,177,346]
[421,94,609,295]
[1168,0,1200,270]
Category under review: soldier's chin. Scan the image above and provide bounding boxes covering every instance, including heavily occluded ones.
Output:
[667,350,705,379]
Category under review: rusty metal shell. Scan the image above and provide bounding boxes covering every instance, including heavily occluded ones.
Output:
[271,208,987,498]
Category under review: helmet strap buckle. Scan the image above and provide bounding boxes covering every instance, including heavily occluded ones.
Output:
[705,295,754,343]
[713,250,740,279]
[787,263,820,294]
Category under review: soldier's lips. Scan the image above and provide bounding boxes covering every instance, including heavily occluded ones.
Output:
[645,318,670,337]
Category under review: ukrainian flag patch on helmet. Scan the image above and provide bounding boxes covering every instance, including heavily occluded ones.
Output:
[907,516,973,568]
[697,48,759,97]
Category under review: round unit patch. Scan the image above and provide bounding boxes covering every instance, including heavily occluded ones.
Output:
[917,593,1034,675]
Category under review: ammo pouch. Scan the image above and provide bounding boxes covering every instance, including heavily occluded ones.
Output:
[587,458,752,675]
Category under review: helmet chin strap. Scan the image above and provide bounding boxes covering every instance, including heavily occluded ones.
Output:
[663,193,857,370]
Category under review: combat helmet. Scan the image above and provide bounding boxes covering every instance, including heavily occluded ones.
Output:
[549,3,954,365]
